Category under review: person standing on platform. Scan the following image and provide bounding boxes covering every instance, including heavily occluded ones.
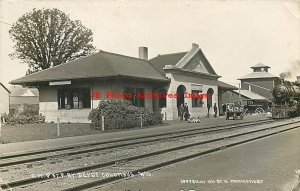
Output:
[214,103,218,118]
[184,103,190,121]
[207,103,211,118]
[178,103,184,121]
[222,104,226,116]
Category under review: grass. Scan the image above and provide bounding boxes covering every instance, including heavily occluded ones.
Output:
[0,122,168,144]
[0,115,271,144]
[0,123,99,143]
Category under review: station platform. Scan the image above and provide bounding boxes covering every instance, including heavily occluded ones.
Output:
[0,115,270,155]
[103,121,300,191]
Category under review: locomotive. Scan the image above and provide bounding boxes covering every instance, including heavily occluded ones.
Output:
[272,76,300,119]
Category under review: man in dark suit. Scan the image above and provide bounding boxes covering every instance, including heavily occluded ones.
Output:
[184,103,190,121]
[214,103,218,118]
[207,103,211,118]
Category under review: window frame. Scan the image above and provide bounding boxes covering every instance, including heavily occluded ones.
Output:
[158,89,167,108]
[57,87,91,109]
[124,87,145,107]
[191,90,204,108]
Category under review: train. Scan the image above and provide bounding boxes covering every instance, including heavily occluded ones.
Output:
[272,76,300,119]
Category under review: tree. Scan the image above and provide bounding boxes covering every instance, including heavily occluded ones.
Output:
[9,8,96,74]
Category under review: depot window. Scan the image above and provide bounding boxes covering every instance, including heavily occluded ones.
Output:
[124,87,145,107]
[58,87,91,109]
[192,90,204,107]
[158,89,167,108]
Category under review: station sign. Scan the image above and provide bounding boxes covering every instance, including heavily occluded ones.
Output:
[49,81,71,86]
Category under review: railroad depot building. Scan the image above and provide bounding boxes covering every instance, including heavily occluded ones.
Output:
[11,43,236,123]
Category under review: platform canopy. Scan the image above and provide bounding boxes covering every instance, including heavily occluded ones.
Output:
[217,81,238,91]
[233,89,268,100]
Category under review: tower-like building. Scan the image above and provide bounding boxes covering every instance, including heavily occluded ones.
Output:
[238,63,278,99]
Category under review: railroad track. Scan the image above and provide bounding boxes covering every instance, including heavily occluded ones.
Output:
[0,119,275,189]
[1,118,299,191]
[0,118,272,160]
[0,119,273,168]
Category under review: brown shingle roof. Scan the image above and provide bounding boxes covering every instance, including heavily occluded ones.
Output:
[149,52,188,74]
[149,48,219,77]
[11,51,169,85]
[217,81,238,90]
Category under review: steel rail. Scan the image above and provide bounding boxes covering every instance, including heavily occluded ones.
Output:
[0,119,274,168]
[63,123,300,191]
[1,120,297,190]
[0,118,272,160]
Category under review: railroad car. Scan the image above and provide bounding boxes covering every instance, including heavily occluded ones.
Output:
[272,77,300,119]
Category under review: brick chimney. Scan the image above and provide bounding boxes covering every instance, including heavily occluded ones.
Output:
[139,47,148,60]
[192,43,199,49]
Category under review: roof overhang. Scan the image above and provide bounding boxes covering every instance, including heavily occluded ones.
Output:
[10,75,171,87]
[217,81,238,91]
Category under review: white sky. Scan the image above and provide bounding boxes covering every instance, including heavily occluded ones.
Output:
[0,0,299,87]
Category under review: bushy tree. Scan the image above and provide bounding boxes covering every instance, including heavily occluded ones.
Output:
[9,8,96,74]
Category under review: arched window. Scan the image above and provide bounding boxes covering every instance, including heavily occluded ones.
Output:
[176,85,186,108]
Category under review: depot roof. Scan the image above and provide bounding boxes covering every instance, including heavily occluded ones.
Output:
[11,50,169,85]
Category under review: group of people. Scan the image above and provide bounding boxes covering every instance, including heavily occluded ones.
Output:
[221,101,243,114]
[178,103,190,121]
[178,102,218,121]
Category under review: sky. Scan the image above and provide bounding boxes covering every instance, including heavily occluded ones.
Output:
[0,0,299,87]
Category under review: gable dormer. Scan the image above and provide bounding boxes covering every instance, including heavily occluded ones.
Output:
[149,43,220,79]
[175,43,219,76]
